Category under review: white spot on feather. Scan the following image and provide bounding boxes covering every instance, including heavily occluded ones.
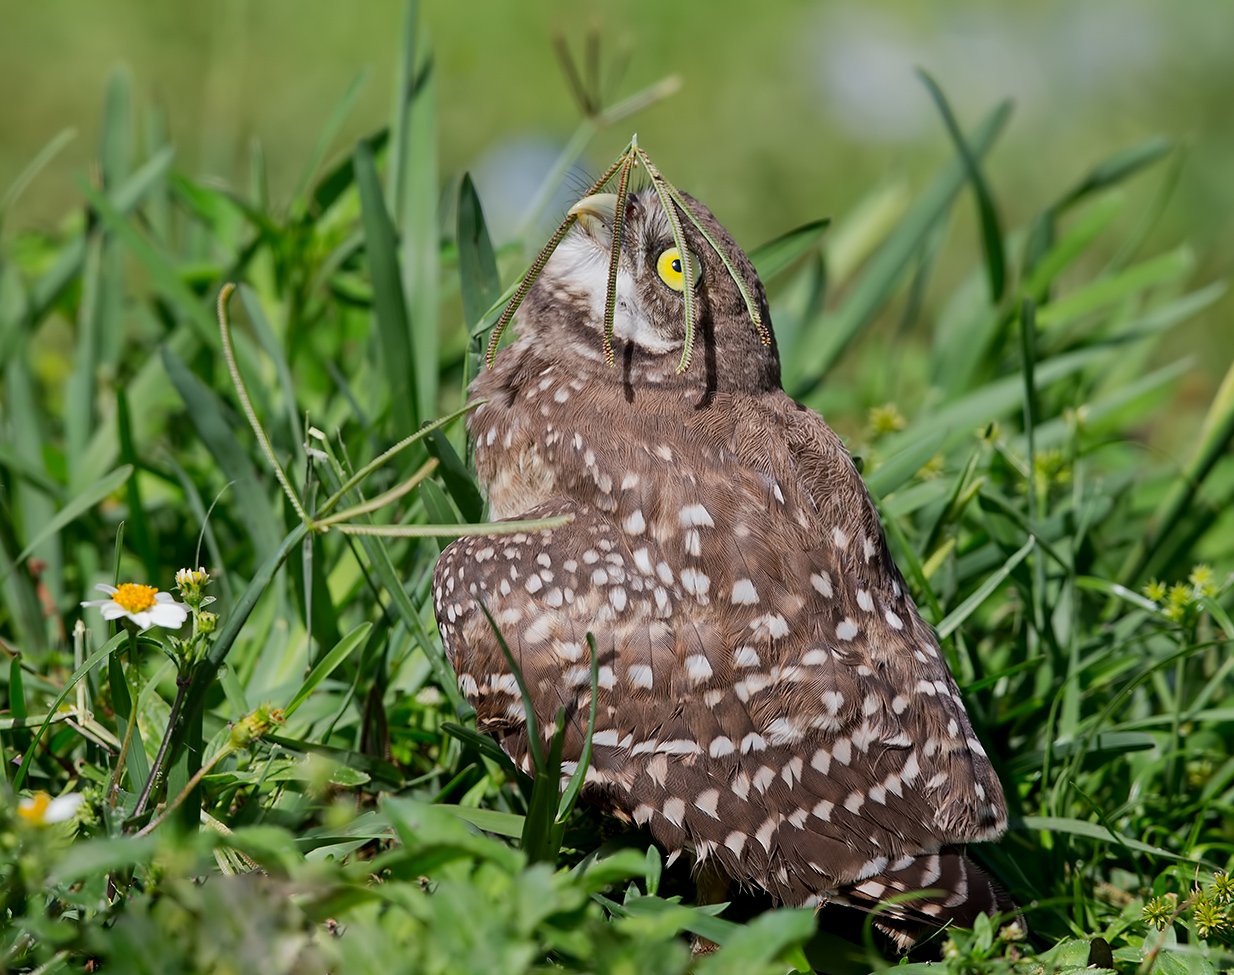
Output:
[628,664,654,690]
[678,504,714,528]
[695,789,720,818]
[730,578,759,605]
[733,646,761,668]
[740,732,767,753]
[680,568,710,598]
[709,736,736,757]
[662,797,686,827]
[685,654,713,684]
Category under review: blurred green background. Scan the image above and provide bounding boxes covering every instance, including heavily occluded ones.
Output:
[3,0,1231,401]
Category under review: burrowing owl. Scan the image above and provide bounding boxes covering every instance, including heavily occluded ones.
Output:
[434,186,1011,946]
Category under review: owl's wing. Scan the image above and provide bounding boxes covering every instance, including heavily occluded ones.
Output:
[435,449,1006,931]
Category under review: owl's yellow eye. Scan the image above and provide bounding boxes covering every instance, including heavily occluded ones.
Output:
[655,247,701,293]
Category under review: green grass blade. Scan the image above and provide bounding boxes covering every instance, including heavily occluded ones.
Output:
[76,175,219,347]
[285,622,373,718]
[1035,246,1194,330]
[292,71,369,206]
[162,347,282,560]
[1120,353,1234,583]
[866,431,946,498]
[424,430,483,523]
[557,633,599,821]
[27,146,173,323]
[456,173,501,331]
[749,218,831,283]
[936,537,1034,640]
[1058,137,1173,210]
[389,0,439,425]
[115,388,157,582]
[100,67,133,189]
[354,139,420,434]
[0,128,76,223]
[789,101,1012,394]
[13,630,127,790]
[5,465,132,581]
[1015,816,1192,862]
[917,70,1007,303]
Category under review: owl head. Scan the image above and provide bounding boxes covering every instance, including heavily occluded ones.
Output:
[516,188,781,393]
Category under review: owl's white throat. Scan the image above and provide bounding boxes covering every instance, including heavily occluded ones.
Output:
[544,233,680,355]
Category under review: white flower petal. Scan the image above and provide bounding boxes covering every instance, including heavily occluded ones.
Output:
[101,604,129,620]
[80,599,112,608]
[95,584,118,595]
[130,611,155,630]
[45,793,85,823]
[148,604,188,629]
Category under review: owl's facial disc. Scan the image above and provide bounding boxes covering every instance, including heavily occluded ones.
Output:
[537,192,681,355]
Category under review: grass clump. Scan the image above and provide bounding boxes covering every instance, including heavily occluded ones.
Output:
[2,8,1234,974]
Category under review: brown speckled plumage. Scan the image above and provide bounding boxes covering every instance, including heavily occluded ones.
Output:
[433,188,1011,944]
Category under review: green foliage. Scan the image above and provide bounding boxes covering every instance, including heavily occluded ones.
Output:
[2,7,1234,973]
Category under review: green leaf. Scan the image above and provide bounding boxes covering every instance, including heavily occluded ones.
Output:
[917,70,1006,303]
[13,630,127,790]
[789,101,1011,392]
[5,465,132,580]
[936,537,1035,639]
[425,430,483,523]
[436,804,525,839]
[1015,816,1192,862]
[456,173,501,330]
[697,908,816,974]
[355,138,420,434]
[162,346,281,560]
[750,218,830,283]
[48,834,158,885]
[285,622,373,717]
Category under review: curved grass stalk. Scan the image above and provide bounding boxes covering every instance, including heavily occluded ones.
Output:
[665,182,771,347]
[635,147,697,372]
[485,137,769,376]
[332,513,573,538]
[217,283,308,523]
[315,458,439,527]
[315,400,480,519]
[485,144,634,367]
[601,150,636,365]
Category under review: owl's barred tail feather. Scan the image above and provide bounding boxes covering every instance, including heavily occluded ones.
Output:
[836,848,1020,951]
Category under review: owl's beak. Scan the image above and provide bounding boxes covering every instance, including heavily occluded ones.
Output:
[568,193,618,239]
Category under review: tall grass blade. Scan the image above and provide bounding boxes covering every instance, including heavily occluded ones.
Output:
[355,140,421,435]
[790,101,1012,394]
[917,70,1007,303]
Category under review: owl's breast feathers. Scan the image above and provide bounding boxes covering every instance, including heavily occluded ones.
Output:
[435,342,1010,936]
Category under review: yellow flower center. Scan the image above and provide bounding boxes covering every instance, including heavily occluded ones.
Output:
[113,583,158,613]
[18,792,50,824]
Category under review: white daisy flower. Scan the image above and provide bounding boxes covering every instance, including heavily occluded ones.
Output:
[81,582,189,631]
[18,791,85,826]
